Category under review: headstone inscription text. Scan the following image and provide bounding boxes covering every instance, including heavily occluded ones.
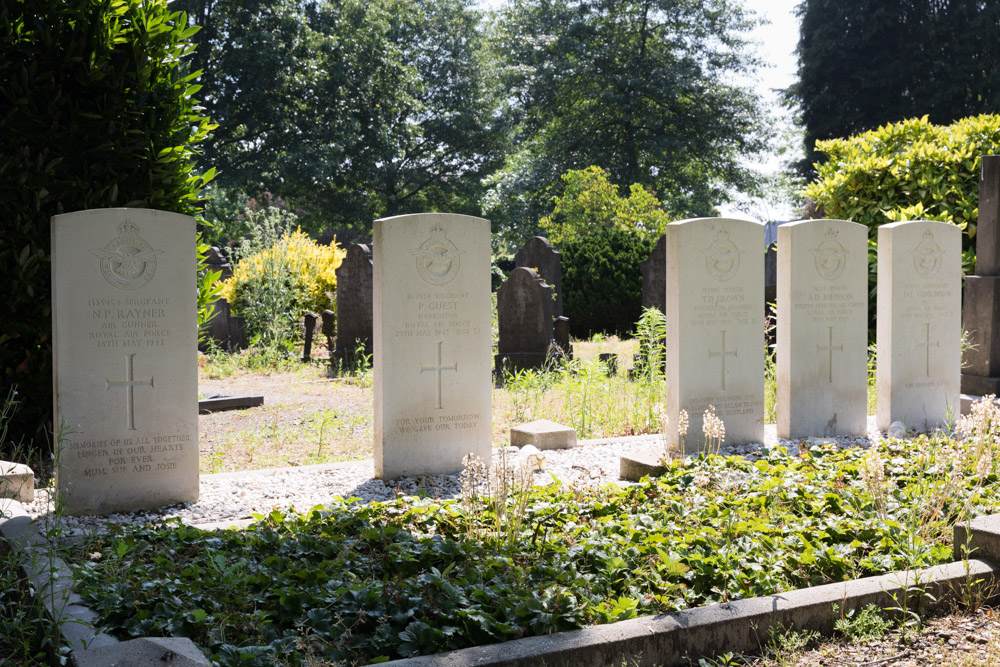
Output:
[777,219,868,438]
[876,220,962,431]
[373,213,492,478]
[52,209,198,515]
[665,218,765,450]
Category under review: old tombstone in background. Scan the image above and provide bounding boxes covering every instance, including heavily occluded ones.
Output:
[877,220,962,431]
[51,209,198,515]
[204,246,232,281]
[640,233,667,313]
[963,156,1000,395]
[495,267,555,376]
[514,236,563,317]
[302,312,318,361]
[665,218,765,451]
[553,316,573,358]
[321,310,335,354]
[373,213,492,478]
[334,243,373,367]
[777,219,868,438]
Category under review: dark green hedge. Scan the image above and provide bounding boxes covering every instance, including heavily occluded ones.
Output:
[0,0,213,453]
[561,226,654,337]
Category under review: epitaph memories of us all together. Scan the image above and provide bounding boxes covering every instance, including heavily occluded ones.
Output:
[665,218,765,451]
[52,209,198,515]
[373,213,492,479]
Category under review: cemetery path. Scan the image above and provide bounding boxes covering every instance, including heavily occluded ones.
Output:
[198,369,374,473]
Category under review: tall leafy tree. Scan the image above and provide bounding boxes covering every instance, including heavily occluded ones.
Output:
[788,0,1000,177]
[485,0,770,245]
[176,0,502,232]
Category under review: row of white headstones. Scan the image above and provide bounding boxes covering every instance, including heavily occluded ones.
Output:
[50,211,958,515]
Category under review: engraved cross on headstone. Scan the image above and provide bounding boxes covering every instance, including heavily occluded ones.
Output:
[816,325,844,383]
[917,321,939,377]
[708,330,737,391]
[420,340,457,410]
[106,353,154,431]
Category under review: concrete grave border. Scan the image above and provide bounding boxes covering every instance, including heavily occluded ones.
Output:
[4,482,1000,667]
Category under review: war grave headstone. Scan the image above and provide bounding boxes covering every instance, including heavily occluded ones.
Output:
[777,219,868,438]
[495,267,555,375]
[876,220,962,432]
[334,243,373,366]
[641,233,667,313]
[52,209,198,515]
[665,218,765,451]
[373,213,492,478]
[514,236,562,317]
[962,156,1000,396]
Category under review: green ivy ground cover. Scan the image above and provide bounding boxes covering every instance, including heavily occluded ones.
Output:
[69,437,1000,666]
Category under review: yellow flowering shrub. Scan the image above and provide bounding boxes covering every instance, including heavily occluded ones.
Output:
[220,228,345,318]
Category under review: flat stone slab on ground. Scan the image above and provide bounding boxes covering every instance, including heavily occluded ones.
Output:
[619,447,667,482]
[0,460,33,502]
[198,394,264,413]
[510,419,576,450]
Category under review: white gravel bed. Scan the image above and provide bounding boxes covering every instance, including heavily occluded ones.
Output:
[21,418,884,538]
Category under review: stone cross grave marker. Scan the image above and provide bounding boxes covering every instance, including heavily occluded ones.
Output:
[777,219,868,438]
[335,243,373,361]
[373,213,492,478]
[876,220,961,432]
[514,236,562,317]
[51,209,198,515]
[666,218,765,451]
[495,267,555,374]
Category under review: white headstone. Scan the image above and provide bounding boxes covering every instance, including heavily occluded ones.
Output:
[373,213,492,478]
[665,218,765,451]
[777,219,868,438]
[52,209,198,515]
[876,220,962,431]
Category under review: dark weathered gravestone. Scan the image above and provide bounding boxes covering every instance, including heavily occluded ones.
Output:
[640,233,667,312]
[514,236,562,317]
[553,316,573,359]
[963,156,1000,395]
[205,246,232,281]
[334,243,373,364]
[495,267,555,375]
[302,312,318,362]
[321,309,335,353]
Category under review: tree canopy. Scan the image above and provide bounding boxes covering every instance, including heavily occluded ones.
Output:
[484,0,770,246]
[788,0,1000,177]
[175,0,503,233]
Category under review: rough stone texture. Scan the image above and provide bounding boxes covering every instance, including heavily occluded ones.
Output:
[514,236,562,316]
[876,220,962,432]
[496,267,554,375]
[72,637,211,667]
[777,219,868,438]
[0,461,33,502]
[665,218,765,450]
[553,316,573,358]
[373,214,492,478]
[619,447,667,482]
[510,419,576,450]
[52,208,198,515]
[640,233,666,312]
[335,243,374,359]
[954,513,1000,563]
[962,156,1000,394]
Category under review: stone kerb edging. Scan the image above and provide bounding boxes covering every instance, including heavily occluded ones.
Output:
[372,527,1000,667]
[4,491,1000,667]
[0,498,210,667]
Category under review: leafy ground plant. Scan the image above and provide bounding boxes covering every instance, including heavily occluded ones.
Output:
[69,429,1000,666]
